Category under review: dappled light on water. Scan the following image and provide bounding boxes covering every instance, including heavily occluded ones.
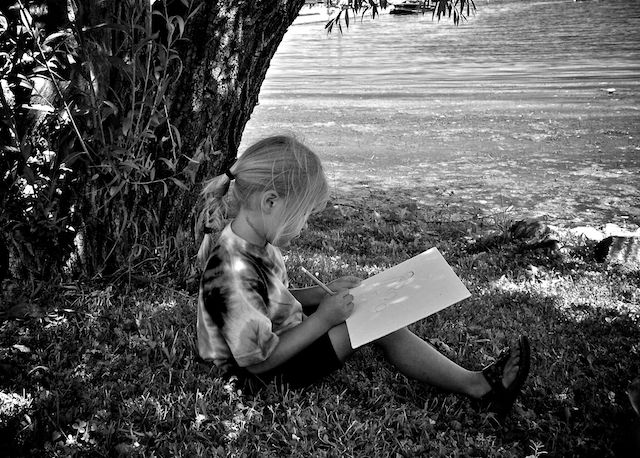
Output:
[262,0,639,100]
[244,0,640,228]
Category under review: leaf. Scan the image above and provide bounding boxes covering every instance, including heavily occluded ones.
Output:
[186,3,204,22]
[1,146,20,154]
[171,15,185,39]
[170,124,182,149]
[4,301,43,319]
[13,344,31,353]
[170,177,189,191]
[18,8,35,38]
[22,165,36,183]
[122,160,140,171]
[159,157,176,171]
[20,143,32,160]
[42,31,71,46]
[108,181,126,198]
[102,100,119,117]
[16,74,34,90]
[0,13,8,34]
[82,22,129,34]
[148,112,163,129]
[32,65,48,74]
[122,113,133,137]
[132,37,157,56]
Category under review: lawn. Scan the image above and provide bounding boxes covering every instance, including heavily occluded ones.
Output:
[1,188,639,457]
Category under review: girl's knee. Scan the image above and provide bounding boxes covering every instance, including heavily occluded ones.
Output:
[374,326,412,349]
[328,323,355,362]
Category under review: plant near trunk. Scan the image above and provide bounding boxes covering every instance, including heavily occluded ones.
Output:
[0,0,305,289]
[0,0,474,296]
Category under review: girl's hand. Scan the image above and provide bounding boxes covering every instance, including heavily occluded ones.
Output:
[327,276,362,293]
[317,290,354,328]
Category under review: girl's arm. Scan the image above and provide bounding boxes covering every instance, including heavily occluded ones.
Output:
[291,276,362,306]
[290,286,324,307]
[245,289,354,374]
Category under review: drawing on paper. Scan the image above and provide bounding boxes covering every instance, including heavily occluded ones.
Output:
[355,270,416,312]
[346,247,471,349]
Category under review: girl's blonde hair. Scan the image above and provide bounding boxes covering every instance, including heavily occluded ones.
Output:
[197,135,329,266]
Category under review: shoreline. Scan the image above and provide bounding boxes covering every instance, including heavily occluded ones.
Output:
[247,0,640,231]
[243,91,640,230]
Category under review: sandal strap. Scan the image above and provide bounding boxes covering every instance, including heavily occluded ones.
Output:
[481,348,511,394]
[475,337,531,419]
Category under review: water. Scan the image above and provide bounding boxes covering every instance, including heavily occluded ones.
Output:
[242,0,640,226]
[255,0,639,100]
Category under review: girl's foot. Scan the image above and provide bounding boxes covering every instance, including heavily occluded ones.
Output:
[472,336,531,418]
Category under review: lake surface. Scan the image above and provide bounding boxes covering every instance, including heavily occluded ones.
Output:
[242,0,640,227]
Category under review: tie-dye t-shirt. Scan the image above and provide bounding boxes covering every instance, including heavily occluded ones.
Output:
[197,224,303,369]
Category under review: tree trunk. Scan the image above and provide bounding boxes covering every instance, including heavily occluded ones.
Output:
[161,0,305,241]
[2,0,307,282]
[75,0,306,278]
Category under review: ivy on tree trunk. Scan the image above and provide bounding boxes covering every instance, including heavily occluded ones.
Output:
[1,0,306,283]
[2,0,472,285]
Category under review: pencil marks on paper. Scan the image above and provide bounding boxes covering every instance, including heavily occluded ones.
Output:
[357,271,417,312]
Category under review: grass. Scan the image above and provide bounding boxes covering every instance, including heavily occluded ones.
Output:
[1,188,639,457]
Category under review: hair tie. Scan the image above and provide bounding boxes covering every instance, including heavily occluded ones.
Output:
[225,169,235,181]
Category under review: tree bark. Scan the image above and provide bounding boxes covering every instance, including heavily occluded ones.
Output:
[161,0,305,242]
[2,0,307,280]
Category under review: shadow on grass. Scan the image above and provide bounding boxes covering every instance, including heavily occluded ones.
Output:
[429,285,639,457]
[1,184,639,456]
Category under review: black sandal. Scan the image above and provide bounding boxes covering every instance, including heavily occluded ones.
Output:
[476,335,531,420]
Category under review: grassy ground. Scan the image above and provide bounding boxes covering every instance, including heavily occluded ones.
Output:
[1,189,639,457]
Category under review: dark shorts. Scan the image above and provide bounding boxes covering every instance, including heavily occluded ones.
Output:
[227,332,343,392]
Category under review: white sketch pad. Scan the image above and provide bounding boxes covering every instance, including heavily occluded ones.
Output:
[345,248,471,349]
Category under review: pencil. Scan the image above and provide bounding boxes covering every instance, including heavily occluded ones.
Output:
[300,267,335,296]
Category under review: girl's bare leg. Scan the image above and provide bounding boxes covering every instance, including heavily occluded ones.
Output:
[328,324,520,399]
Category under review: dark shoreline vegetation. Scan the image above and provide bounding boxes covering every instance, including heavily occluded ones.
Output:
[2,190,639,457]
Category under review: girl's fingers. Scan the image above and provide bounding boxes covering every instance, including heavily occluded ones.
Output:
[345,301,354,315]
[331,276,362,291]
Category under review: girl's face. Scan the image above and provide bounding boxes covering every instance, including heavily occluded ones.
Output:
[258,177,327,248]
[274,196,328,247]
[269,208,310,248]
[260,195,313,248]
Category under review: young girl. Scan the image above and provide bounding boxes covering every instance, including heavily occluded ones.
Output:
[197,135,530,418]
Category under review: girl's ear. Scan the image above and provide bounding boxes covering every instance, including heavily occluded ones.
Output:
[261,190,281,214]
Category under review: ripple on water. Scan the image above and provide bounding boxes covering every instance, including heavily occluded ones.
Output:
[243,0,640,227]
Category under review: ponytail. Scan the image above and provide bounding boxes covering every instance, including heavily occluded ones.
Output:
[197,163,236,267]
[197,135,328,266]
